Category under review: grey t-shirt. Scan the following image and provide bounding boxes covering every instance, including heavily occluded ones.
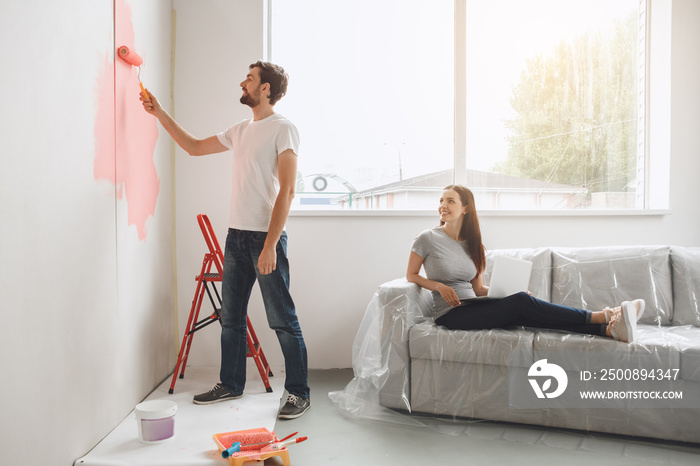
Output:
[411,227,478,319]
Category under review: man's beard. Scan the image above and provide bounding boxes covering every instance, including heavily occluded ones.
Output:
[240,92,260,108]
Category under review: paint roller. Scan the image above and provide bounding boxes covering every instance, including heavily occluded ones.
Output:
[220,430,277,458]
[117,45,149,99]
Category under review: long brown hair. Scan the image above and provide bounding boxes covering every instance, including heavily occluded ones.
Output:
[440,185,486,275]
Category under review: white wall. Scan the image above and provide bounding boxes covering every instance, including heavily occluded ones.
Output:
[0,1,175,465]
[172,0,700,377]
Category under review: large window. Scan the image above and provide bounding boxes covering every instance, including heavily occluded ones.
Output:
[272,0,648,211]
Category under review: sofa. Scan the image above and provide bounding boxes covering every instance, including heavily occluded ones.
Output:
[332,246,700,444]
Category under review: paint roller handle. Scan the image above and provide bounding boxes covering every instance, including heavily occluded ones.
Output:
[139,82,150,100]
[221,442,242,458]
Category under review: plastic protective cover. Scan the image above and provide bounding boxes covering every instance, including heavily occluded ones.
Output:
[329,247,700,444]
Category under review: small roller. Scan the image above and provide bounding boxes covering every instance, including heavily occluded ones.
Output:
[117,45,149,99]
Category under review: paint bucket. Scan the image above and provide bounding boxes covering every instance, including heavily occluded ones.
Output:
[134,399,177,443]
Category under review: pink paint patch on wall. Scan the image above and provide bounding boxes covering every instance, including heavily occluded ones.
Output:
[94,0,159,241]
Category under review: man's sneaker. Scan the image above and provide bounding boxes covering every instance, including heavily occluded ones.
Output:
[278,394,311,419]
[193,383,242,405]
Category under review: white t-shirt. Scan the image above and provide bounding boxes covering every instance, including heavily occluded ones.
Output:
[411,227,478,319]
[217,113,300,232]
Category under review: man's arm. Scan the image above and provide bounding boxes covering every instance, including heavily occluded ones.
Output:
[257,149,297,275]
[140,91,227,156]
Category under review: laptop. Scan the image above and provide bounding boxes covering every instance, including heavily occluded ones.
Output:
[483,255,533,299]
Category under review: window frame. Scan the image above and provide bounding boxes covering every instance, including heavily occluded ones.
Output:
[275,0,670,217]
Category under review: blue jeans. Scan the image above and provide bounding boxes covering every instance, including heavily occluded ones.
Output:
[435,291,607,336]
[219,229,309,399]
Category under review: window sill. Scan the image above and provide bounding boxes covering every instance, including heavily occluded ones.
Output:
[288,209,672,218]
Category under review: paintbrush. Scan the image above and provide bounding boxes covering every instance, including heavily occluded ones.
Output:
[270,436,308,450]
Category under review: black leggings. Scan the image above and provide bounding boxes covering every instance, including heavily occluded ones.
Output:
[435,292,607,336]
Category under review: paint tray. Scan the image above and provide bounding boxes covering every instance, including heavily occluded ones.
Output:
[213,427,290,466]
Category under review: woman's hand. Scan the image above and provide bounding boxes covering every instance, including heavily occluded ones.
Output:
[407,251,461,307]
[436,283,461,307]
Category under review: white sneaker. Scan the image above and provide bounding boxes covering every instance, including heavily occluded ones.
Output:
[604,299,646,323]
[623,299,646,322]
[609,303,638,343]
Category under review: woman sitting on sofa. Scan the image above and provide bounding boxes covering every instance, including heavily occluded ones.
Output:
[406,184,644,343]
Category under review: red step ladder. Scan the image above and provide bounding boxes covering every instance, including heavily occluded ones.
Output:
[169,214,273,394]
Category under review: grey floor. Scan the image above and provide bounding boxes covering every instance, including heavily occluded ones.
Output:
[272,369,700,466]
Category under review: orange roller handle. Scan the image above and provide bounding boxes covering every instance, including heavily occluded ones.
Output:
[139,82,150,100]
